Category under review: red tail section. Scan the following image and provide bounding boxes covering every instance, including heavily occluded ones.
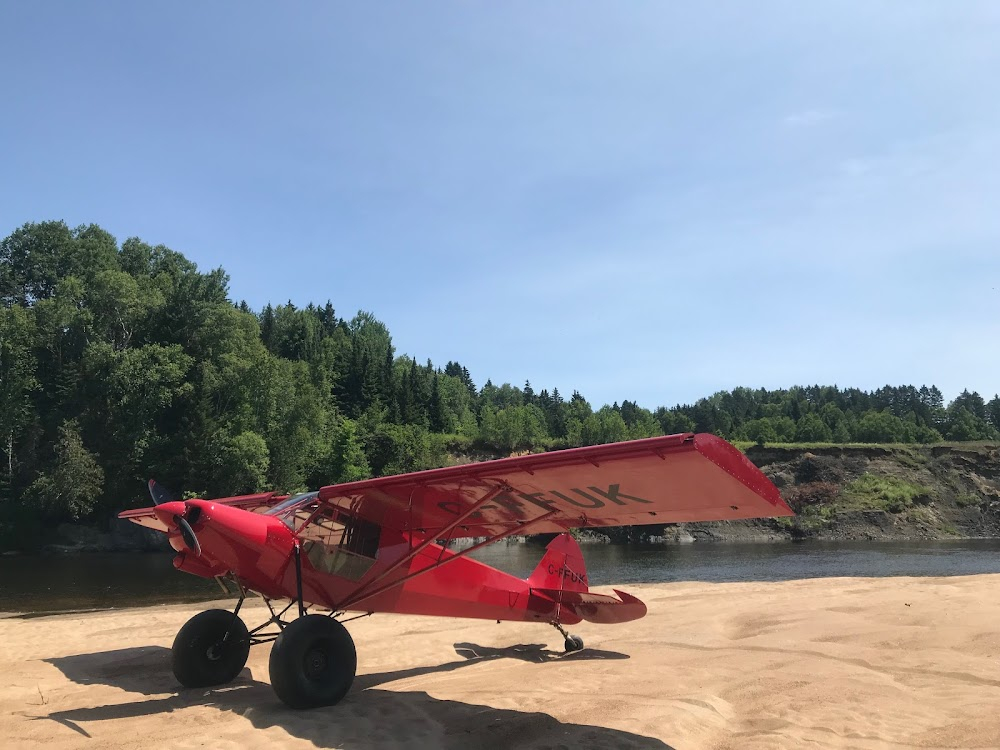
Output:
[527,533,589,593]
[527,533,647,625]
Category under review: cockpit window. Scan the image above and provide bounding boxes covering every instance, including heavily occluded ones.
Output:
[268,493,381,581]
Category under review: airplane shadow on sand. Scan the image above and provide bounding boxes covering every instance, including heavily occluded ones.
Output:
[40,643,675,749]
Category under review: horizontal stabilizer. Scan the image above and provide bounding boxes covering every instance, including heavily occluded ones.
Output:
[530,587,647,624]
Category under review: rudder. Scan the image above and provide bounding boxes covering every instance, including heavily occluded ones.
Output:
[527,532,589,593]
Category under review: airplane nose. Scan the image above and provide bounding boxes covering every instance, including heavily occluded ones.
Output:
[153,500,203,557]
[153,500,187,527]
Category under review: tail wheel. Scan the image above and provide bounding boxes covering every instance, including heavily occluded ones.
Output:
[172,609,250,688]
[564,634,584,652]
[268,614,356,709]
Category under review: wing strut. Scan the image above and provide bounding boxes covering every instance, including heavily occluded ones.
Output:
[336,481,512,607]
[293,542,305,618]
[337,510,557,610]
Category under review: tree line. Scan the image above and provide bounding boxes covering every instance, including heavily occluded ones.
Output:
[1,221,998,546]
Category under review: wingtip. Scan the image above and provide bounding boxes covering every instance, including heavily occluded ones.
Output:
[693,433,787,508]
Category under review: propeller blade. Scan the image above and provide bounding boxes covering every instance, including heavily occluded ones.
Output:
[148,479,177,506]
[175,515,202,557]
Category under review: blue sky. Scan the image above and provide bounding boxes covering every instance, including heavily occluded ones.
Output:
[2,2,998,409]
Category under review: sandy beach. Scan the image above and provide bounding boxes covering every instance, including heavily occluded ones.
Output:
[3,575,1000,749]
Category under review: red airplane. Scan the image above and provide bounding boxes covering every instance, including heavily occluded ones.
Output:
[120,433,791,709]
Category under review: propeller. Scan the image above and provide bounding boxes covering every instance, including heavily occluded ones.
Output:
[176,516,202,557]
[148,479,202,557]
[148,479,175,505]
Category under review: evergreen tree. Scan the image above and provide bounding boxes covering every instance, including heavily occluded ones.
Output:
[461,366,475,396]
[987,395,1000,432]
[950,390,988,421]
[429,376,447,433]
[319,301,338,336]
[523,380,535,405]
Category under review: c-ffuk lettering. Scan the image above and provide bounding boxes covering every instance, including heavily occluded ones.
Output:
[436,483,653,519]
[547,563,587,585]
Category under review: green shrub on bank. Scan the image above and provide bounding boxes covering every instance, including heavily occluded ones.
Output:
[841,474,932,513]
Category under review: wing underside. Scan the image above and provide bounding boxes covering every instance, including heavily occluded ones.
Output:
[315,433,791,540]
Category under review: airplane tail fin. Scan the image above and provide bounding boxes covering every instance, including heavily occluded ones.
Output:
[527,532,589,593]
[527,533,648,624]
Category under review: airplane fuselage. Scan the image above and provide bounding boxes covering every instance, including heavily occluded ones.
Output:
[156,498,584,625]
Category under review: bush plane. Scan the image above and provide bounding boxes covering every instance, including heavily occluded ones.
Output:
[120,432,791,709]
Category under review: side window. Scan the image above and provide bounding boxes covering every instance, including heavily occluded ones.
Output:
[343,517,380,558]
[299,505,381,581]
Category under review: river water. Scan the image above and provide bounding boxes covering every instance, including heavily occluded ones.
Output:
[3,539,1000,614]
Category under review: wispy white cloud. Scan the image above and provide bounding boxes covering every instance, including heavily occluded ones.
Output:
[782,109,841,128]
[838,158,870,177]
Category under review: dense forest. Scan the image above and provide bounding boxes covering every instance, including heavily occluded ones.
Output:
[1,221,999,547]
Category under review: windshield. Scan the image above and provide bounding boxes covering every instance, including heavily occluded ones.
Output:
[263,491,319,517]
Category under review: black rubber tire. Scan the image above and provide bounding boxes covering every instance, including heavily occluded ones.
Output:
[564,634,584,652]
[269,615,356,709]
[172,609,251,688]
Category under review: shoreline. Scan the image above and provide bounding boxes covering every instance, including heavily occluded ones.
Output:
[6,538,1000,617]
[18,525,1000,556]
[0,566,996,617]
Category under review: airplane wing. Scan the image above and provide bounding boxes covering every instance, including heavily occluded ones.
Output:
[119,491,283,532]
[316,433,791,539]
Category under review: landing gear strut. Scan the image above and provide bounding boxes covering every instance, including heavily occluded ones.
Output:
[171,567,360,709]
[552,621,584,653]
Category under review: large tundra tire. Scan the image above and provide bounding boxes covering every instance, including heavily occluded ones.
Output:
[172,609,250,688]
[268,615,356,709]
